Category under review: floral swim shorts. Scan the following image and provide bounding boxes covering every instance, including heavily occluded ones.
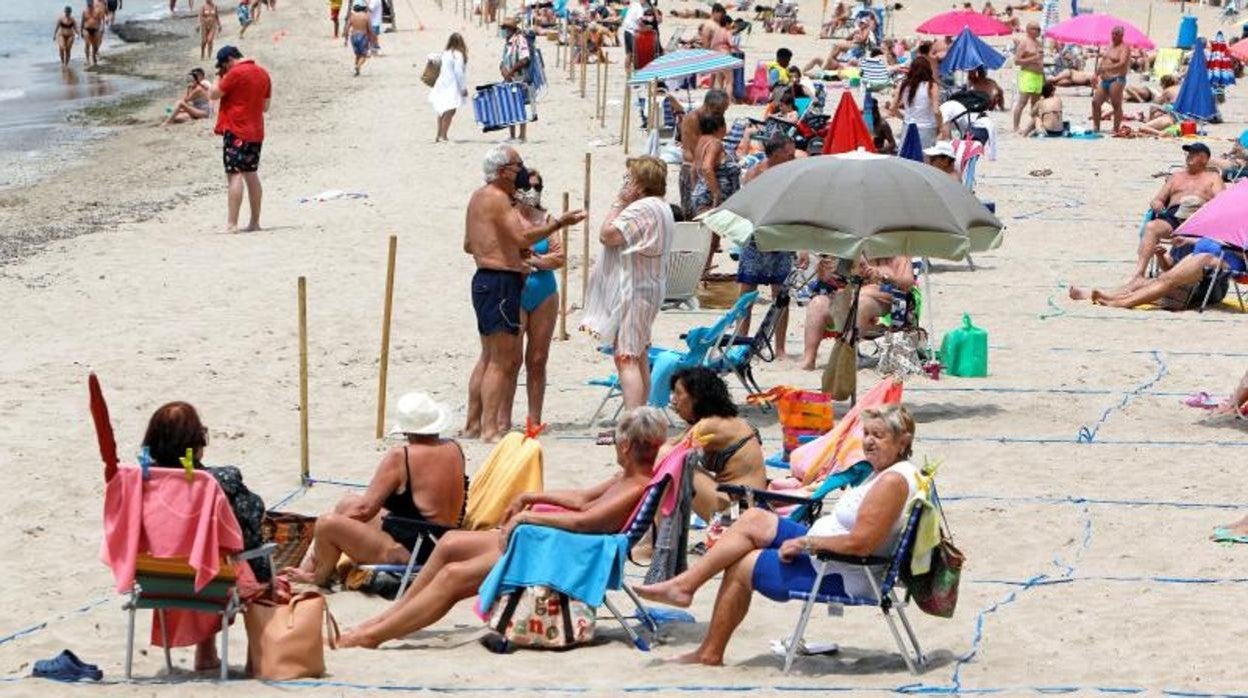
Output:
[222,131,263,174]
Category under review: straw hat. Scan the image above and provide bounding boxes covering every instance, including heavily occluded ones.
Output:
[1175,195,1205,221]
[389,392,453,436]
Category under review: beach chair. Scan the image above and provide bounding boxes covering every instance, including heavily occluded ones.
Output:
[104,466,275,681]
[859,57,893,93]
[587,292,759,426]
[356,474,469,600]
[1187,245,1248,313]
[782,505,926,673]
[665,222,714,309]
[722,118,749,156]
[1152,47,1183,81]
[746,63,772,104]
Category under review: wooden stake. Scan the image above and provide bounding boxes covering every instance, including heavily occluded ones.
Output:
[579,34,588,98]
[558,191,571,341]
[599,60,608,127]
[595,61,603,119]
[298,276,309,485]
[581,152,592,305]
[375,235,397,440]
[621,80,631,152]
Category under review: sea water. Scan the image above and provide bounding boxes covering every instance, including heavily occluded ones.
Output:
[0,0,164,187]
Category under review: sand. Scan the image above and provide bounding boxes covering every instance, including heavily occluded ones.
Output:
[1,0,1246,694]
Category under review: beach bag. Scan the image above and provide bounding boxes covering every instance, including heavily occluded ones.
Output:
[486,585,596,650]
[244,591,339,680]
[822,339,857,401]
[748,386,834,455]
[902,480,963,618]
[262,511,317,572]
[421,53,442,87]
[464,426,544,529]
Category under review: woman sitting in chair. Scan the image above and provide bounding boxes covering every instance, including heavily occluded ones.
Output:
[634,404,920,665]
[665,367,766,522]
[282,392,466,587]
[140,401,269,671]
[800,254,916,370]
[337,406,669,648]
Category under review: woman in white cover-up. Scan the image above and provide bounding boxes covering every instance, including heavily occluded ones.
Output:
[429,33,468,142]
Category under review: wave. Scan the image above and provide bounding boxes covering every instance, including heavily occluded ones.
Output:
[0,88,26,102]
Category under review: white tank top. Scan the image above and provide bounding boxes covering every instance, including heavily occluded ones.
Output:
[902,82,937,129]
[808,460,919,556]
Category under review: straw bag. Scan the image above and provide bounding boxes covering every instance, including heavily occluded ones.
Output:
[486,585,596,650]
[822,339,857,401]
[261,511,316,572]
[244,591,339,680]
[421,53,442,87]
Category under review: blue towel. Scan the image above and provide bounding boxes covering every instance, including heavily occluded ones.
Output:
[477,525,629,613]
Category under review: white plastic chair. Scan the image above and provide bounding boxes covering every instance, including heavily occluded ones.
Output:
[663,222,712,309]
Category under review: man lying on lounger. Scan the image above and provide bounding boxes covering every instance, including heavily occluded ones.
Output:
[1068,233,1245,310]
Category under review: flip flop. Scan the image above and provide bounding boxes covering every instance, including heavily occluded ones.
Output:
[1183,392,1220,409]
[32,650,102,682]
[1211,527,1248,544]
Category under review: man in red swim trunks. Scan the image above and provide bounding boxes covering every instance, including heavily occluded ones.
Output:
[211,45,271,233]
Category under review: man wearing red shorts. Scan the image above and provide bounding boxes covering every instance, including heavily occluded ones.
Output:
[211,45,271,232]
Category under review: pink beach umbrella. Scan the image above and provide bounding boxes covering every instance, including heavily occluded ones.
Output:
[1175,181,1248,252]
[917,10,1012,37]
[1044,13,1156,50]
[1230,38,1248,63]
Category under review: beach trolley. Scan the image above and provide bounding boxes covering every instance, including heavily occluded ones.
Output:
[473,82,537,131]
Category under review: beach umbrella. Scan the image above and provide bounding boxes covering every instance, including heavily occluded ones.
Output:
[1176,181,1248,251]
[699,150,1003,260]
[916,10,1012,37]
[628,49,743,84]
[898,123,924,162]
[1231,37,1248,63]
[822,92,876,155]
[940,27,1006,77]
[1173,40,1219,121]
[89,373,119,483]
[1043,13,1155,49]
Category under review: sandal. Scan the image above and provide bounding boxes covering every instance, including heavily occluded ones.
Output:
[32,650,102,682]
[1182,392,1220,409]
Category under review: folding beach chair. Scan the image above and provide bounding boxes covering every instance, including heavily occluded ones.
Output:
[783,505,926,673]
[587,292,759,426]
[357,474,469,600]
[1186,245,1248,313]
[105,467,275,681]
[721,118,749,156]
[718,460,872,525]
[859,57,893,93]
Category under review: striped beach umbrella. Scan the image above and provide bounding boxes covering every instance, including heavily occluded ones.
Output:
[628,49,744,84]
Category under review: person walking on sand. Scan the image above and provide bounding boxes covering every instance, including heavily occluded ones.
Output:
[1012,22,1043,133]
[329,0,343,37]
[210,46,271,233]
[236,0,254,37]
[430,33,468,142]
[345,4,374,76]
[105,0,121,25]
[54,7,79,68]
[462,146,585,442]
[1092,26,1129,134]
[81,0,104,67]
[499,18,532,143]
[198,0,221,61]
[366,0,383,54]
[169,0,193,14]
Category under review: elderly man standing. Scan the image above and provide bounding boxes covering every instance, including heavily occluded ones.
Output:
[678,89,729,218]
[1133,143,1225,278]
[211,45,270,233]
[1011,22,1043,133]
[463,146,585,442]
[1091,26,1130,134]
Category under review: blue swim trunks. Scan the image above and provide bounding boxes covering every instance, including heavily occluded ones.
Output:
[1173,237,1248,274]
[750,517,850,603]
[350,32,370,57]
[737,239,793,286]
[471,269,523,336]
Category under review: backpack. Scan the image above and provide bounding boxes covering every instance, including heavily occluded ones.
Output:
[484,585,596,651]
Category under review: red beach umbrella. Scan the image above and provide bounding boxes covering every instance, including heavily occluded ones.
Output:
[822,92,876,155]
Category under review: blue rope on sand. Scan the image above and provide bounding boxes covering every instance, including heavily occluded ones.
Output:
[1076,350,1168,443]
[0,596,110,648]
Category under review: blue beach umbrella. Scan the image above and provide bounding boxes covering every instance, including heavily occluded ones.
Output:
[940,27,1006,77]
[898,123,924,162]
[1172,39,1219,121]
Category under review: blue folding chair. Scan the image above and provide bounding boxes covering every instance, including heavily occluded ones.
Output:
[783,505,926,674]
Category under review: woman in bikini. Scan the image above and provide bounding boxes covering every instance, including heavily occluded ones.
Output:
[81,0,103,66]
[282,392,467,587]
[666,367,766,522]
[515,171,565,426]
[1022,81,1064,137]
[54,7,78,68]
[198,0,221,61]
[163,68,212,125]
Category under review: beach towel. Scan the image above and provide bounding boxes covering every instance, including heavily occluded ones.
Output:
[464,428,544,530]
[788,378,904,485]
[475,525,629,614]
[644,448,696,584]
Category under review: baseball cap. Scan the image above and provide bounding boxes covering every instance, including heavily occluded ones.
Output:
[215,45,243,69]
[1182,142,1211,157]
[923,141,956,159]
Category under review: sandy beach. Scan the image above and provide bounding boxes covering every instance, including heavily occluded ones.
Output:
[1,0,1246,693]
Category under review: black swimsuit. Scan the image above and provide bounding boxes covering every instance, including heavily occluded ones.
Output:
[704,428,762,474]
[379,444,466,563]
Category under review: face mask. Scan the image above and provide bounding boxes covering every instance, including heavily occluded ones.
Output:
[516,189,542,208]
[513,165,532,191]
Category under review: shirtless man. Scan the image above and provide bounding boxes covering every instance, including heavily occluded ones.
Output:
[678,89,729,219]
[463,146,585,442]
[929,34,952,75]
[344,3,374,76]
[1125,74,1178,107]
[968,67,1005,111]
[1068,234,1245,310]
[198,0,221,61]
[1012,22,1044,132]
[81,0,104,66]
[1132,143,1224,279]
[699,3,727,48]
[1091,26,1130,133]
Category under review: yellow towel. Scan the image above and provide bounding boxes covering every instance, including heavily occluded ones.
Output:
[464,431,545,530]
[908,463,942,576]
[1152,48,1183,81]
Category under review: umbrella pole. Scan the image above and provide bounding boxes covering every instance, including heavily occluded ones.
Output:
[298,276,310,486]
[559,191,571,341]
[923,257,936,361]
[582,152,592,307]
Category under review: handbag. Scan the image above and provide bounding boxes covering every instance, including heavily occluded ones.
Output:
[244,591,340,680]
[486,585,596,650]
[822,338,857,401]
[903,486,964,618]
[421,53,442,87]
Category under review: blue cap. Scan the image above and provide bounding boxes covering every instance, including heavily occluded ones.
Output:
[215,45,243,68]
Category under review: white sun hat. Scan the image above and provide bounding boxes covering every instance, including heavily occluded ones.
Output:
[388,392,453,437]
